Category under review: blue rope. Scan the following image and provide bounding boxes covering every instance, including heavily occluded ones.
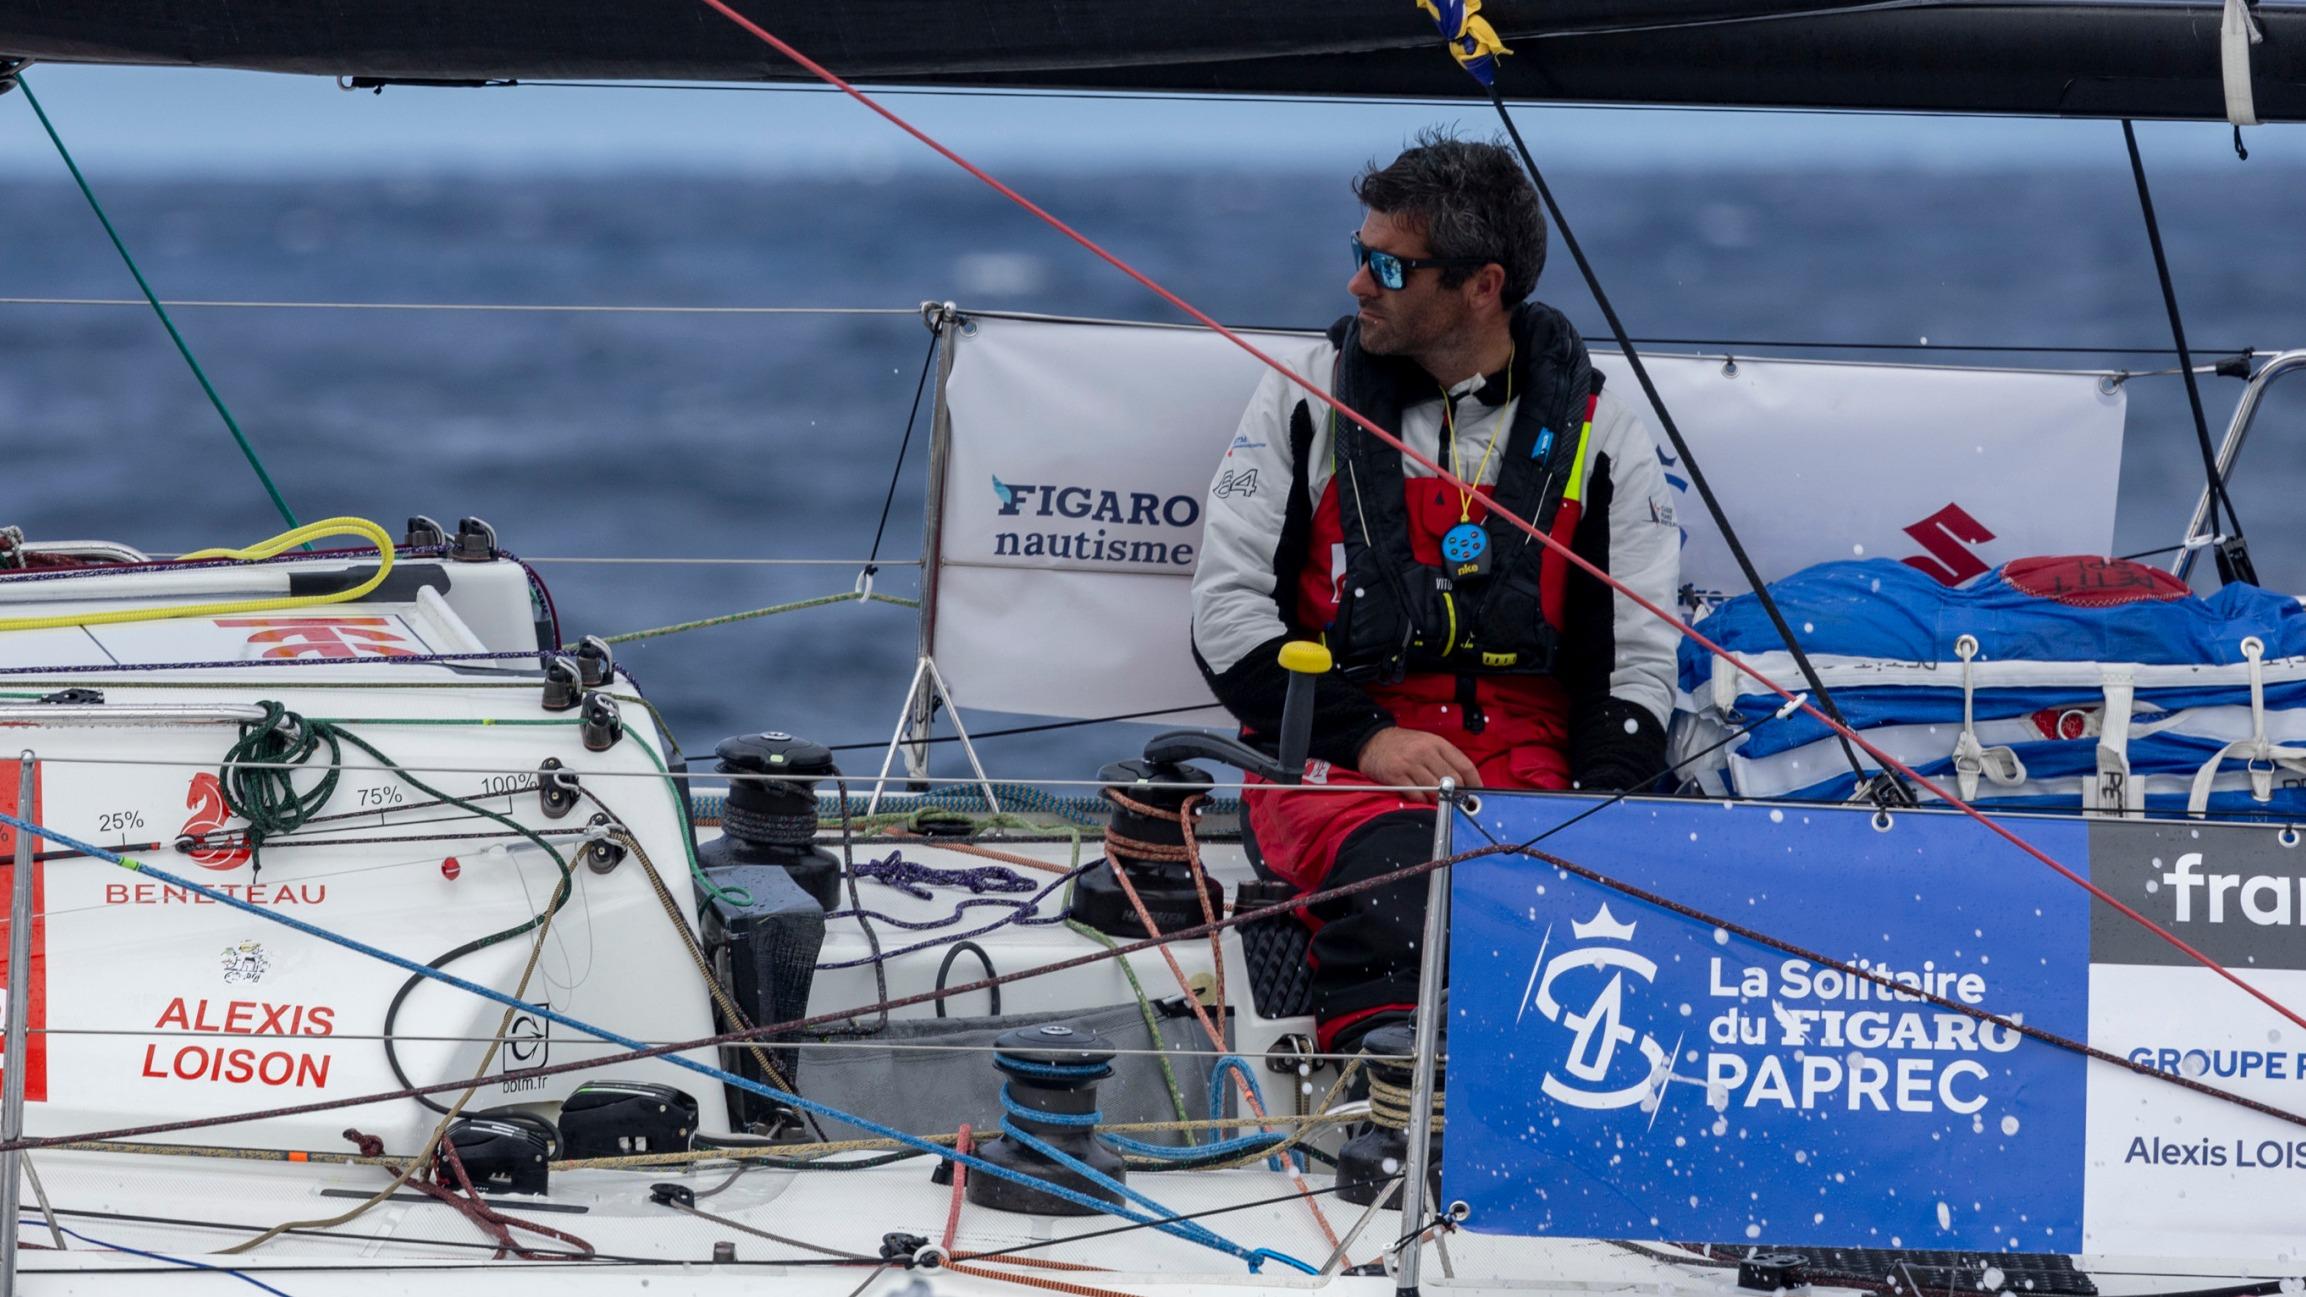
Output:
[1100,1130,1286,1161]
[998,1088,1102,1128]
[27,1219,298,1295]
[991,1120,1305,1270]
[994,1054,1292,1174]
[0,810,1306,1275]
[1206,1055,1287,1172]
[994,1054,1111,1082]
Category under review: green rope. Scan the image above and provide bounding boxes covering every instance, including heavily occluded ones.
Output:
[587,591,918,646]
[218,702,344,876]
[15,75,302,534]
[632,725,753,909]
[1068,903,1199,1139]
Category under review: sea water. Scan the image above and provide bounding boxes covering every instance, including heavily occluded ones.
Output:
[4,166,2304,781]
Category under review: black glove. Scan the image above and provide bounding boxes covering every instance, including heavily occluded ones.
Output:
[1571,697,1668,793]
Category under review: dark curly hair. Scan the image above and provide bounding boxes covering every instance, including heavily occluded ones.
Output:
[1352,128,1546,305]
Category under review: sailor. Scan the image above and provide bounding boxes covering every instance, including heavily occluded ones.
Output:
[1190,132,1681,1052]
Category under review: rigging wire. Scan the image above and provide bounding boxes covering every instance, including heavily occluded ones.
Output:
[2121,118,2255,587]
[675,0,2306,1036]
[860,328,942,594]
[10,76,303,536]
[1479,78,1881,799]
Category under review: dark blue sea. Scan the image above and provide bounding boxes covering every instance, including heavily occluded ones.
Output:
[5,166,2304,783]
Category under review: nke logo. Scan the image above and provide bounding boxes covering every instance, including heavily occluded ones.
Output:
[1524,903,1669,1111]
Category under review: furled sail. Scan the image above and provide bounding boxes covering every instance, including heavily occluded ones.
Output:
[1,0,2302,121]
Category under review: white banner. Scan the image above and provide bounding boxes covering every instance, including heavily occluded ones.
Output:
[929,313,2126,722]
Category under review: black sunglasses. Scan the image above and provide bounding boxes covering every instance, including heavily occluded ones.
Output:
[1350,233,1491,291]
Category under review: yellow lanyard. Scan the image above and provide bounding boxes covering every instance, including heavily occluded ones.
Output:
[1442,348,1513,524]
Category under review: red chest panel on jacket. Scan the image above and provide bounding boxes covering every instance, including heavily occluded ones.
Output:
[1295,476,1489,632]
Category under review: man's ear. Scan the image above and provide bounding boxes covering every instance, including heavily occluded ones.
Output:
[1469,262,1508,311]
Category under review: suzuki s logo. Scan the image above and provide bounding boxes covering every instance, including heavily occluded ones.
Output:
[1900,502,1995,586]
[1525,903,1668,1110]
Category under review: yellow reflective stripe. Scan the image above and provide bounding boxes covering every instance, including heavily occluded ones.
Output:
[1442,590,1459,654]
[1562,419,1596,504]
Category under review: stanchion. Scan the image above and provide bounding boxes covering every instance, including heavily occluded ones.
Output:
[1393,778,1456,1297]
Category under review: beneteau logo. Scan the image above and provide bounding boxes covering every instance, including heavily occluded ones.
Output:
[1525,903,1668,1111]
[180,773,251,871]
[988,474,1201,567]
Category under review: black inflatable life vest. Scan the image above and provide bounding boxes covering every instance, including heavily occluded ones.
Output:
[1324,300,1601,682]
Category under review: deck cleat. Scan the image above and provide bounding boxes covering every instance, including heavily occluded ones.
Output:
[574,634,616,688]
[449,515,499,562]
[437,1115,552,1195]
[541,656,583,711]
[558,1080,699,1158]
[580,692,624,751]
[401,515,448,549]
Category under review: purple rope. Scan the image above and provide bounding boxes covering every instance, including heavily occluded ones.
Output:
[851,850,1037,899]
[818,861,1088,970]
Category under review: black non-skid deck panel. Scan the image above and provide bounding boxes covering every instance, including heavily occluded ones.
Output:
[1722,1246,2099,1296]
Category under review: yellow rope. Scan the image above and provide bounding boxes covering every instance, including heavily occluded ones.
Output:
[1367,1072,1443,1133]
[0,516,395,633]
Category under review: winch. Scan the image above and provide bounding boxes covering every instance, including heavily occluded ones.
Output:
[1336,1020,1443,1207]
[1066,759,1225,938]
[700,731,843,908]
[969,1023,1126,1215]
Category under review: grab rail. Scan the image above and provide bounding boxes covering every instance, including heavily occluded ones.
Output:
[2174,349,2306,583]
[0,703,273,727]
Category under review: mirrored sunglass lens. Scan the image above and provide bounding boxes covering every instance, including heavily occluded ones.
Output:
[1371,250,1406,289]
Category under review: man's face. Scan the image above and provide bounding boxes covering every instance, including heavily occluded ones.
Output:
[1348,208,1473,359]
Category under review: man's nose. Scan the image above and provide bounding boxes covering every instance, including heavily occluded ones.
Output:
[1348,262,1378,299]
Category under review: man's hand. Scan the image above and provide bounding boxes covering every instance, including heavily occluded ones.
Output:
[1355,727,1481,802]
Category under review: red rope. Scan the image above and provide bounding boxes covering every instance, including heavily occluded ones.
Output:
[691,0,2306,1035]
[942,1123,971,1253]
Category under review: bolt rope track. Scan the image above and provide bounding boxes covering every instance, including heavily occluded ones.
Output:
[684,0,2306,1039]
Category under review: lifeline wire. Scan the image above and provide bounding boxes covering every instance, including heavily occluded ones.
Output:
[0,299,2252,357]
[9,809,2300,1155]
[683,0,2306,1037]
[0,810,1309,1274]
[11,77,302,535]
